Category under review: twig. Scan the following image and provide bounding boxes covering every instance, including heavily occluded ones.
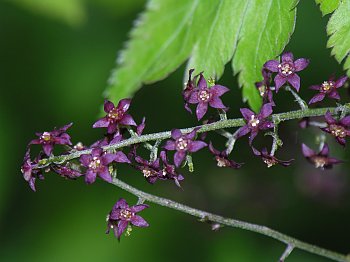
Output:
[279,244,294,262]
[285,86,308,110]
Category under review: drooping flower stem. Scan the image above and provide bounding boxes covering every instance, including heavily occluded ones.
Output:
[33,104,350,170]
[111,177,348,262]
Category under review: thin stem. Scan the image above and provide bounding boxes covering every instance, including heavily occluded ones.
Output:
[33,105,350,169]
[279,244,294,262]
[285,86,308,110]
[111,177,348,262]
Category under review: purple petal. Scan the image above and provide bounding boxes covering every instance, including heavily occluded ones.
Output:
[264,60,279,72]
[320,143,329,156]
[93,117,109,128]
[102,153,117,165]
[85,170,97,184]
[107,123,117,134]
[120,114,137,126]
[189,141,207,152]
[137,117,146,136]
[259,121,274,130]
[251,146,261,156]
[91,148,103,157]
[259,103,273,118]
[80,154,92,167]
[240,108,255,121]
[302,144,314,157]
[335,76,347,88]
[171,129,182,139]
[130,204,149,213]
[281,52,294,62]
[248,130,258,144]
[287,74,300,92]
[209,97,226,109]
[152,158,160,169]
[114,151,131,164]
[328,91,340,100]
[197,74,207,89]
[159,151,168,163]
[29,177,36,192]
[185,128,200,140]
[43,144,53,156]
[98,167,112,183]
[308,93,325,104]
[235,125,250,139]
[104,100,115,113]
[324,111,336,125]
[29,138,41,145]
[188,91,199,104]
[115,198,128,209]
[117,98,131,113]
[131,215,149,227]
[117,220,128,239]
[164,140,176,151]
[208,142,220,155]
[174,151,186,167]
[55,133,72,145]
[336,137,346,146]
[294,58,309,71]
[196,102,208,120]
[340,116,350,126]
[210,85,230,96]
[274,74,287,92]
[110,134,123,145]
[327,158,343,165]
[309,85,320,90]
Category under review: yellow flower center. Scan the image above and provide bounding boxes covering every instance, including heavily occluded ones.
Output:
[263,158,277,168]
[176,137,189,151]
[321,81,334,92]
[89,157,101,170]
[198,90,211,102]
[216,156,230,167]
[249,115,260,128]
[108,108,122,120]
[142,167,155,178]
[41,132,51,142]
[329,124,346,138]
[312,156,327,168]
[278,62,294,77]
[120,209,133,220]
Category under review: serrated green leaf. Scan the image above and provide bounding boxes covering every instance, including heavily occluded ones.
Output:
[9,0,86,26]
[106,0,296,111]
[315,0,340,16]
[327,0,350,75]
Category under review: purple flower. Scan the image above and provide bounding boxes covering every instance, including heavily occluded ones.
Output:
[236,103,274,144]
[302,143,342,169]
[164,129,207,167]
[134,156,162,184]
[321,111,350,146]
[93,99,136,134]
[252,147,293,167]
[208,142,242,168]
[30,123,73,156]
[21,148,44,191]
[264,52,309,92]
[51,164,83,179]
[106,198,149,240]
[159,151,184,187]
[309,76,348,104]
[187,73,229,120]
[255,68,275,105]
[80,148,130,184]
[183,69,199,114]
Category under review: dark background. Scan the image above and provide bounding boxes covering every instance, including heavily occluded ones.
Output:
[0,1,349,261]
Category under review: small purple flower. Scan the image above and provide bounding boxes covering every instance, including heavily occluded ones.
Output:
[208,142,242,168]
[302,143,342,169]
[159,151,184,187]
[80,148,130,184]
[309,76,348,104]
[21,148,44,191]
[106,198,149,240]
[264,52,309,92]
[187,73,229,120]
[236,103,274,144]
[93,99,136,134]
[255,68,275,105]
[183,69,199,114]
[30,123,73,156]
[164,129,207,167]
[252,147,293,167]
[321,111,350,146]
[51,164,83,179]
[134,156,162,184]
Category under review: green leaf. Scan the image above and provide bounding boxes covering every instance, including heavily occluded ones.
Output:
[106,0,297,111]
[9,0,86,26]
[327,0,350,75]
[315,0,340,16]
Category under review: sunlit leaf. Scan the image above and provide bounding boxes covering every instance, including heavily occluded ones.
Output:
[327,0,350,75]
[315,0,340,16]
[106,0,297,111]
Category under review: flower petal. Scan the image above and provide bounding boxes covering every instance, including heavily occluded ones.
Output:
[336,137,346,146]
[131,215,149,227]
[102,153,117,165]
[43,144,53,156]
[340,116,350,126]
[294,58,309,71]
[117,98,131,113]
[324,111,336,125]
[117,220,129,239]
[308,93,325,105]
[235,125,250,139]
[287,74,300,92]
[240,108,255,121]
[189,141,207,152]
[114,198,128,209]
[98,167,112,183]
[209,97,226,109]
[188,91,199,104]
[171,129,182,139]
[119,114,137,126]
[335,76,347,88]
[259,103,273,118]
[114,151,131,164]
[197,74,207,89]
[248,130,258,144]
[281,52,294,62]
[264,60,279,72]
[164,140,176,151]
[130,204,149,213]
[174,151,186,167]
[196,102,208,120]
[93,117,109,128]
[91,148,103,157]
[210,85,230,96]
[274,74,287,92]
[85,170,97,184]
[104,100,115,112]
[80,154,92,167]
[208,142,220,155]
[320,143,329,156]
[301,144,314,158]
[328,91,340,100]
[309,85,320,90]
[259,121,274,130]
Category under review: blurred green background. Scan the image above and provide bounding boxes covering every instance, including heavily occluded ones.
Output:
[0,1,349,261]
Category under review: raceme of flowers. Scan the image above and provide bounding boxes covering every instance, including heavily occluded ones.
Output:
[21,51,349,240]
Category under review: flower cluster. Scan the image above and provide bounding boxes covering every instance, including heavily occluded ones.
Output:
[21,51,350,241]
